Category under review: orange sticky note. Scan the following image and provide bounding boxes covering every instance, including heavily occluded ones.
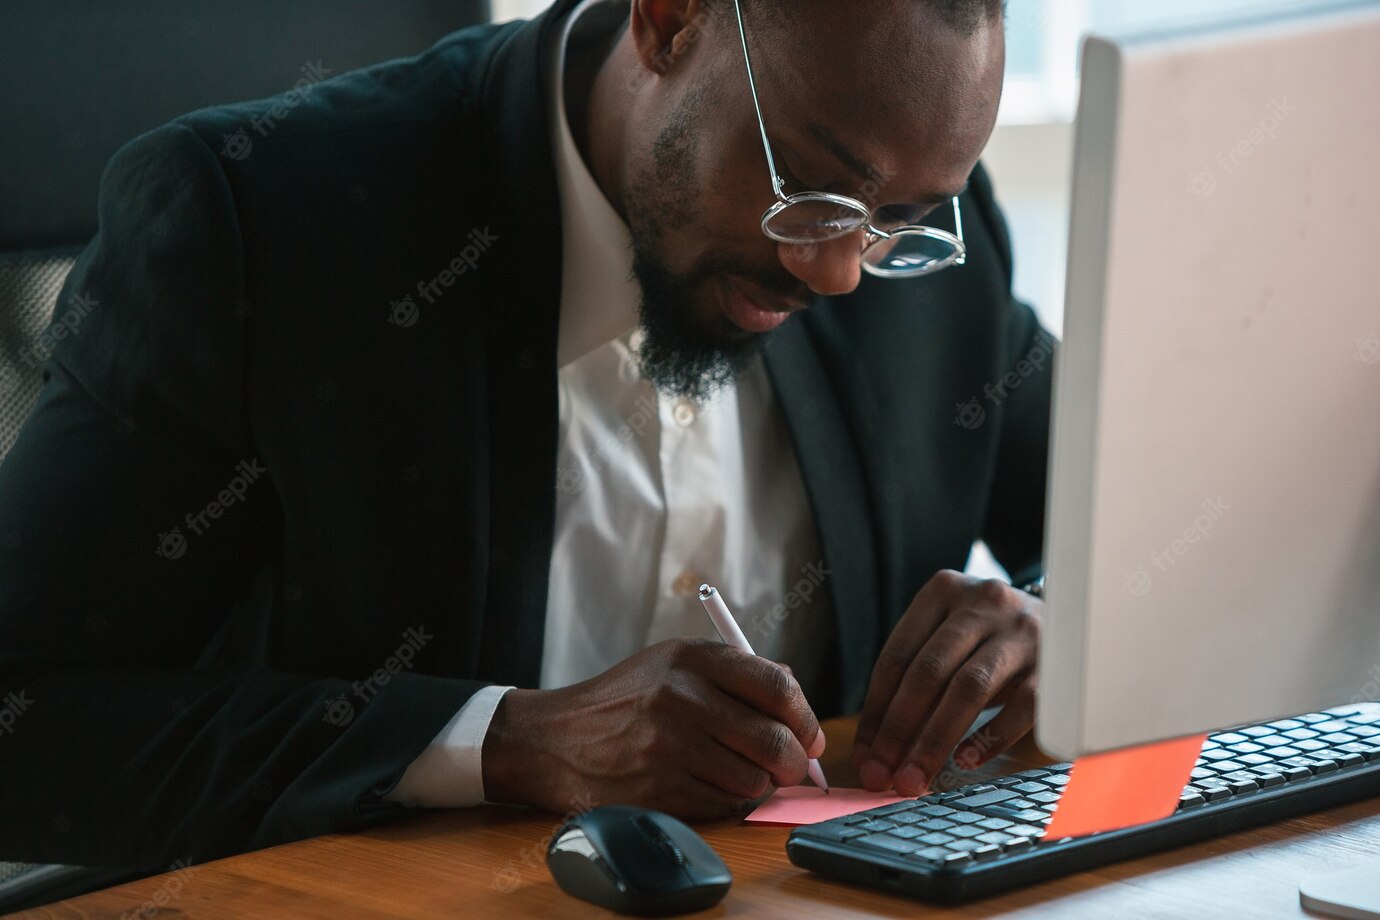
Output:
[745,787,910,826]
[1043,733,1207,839]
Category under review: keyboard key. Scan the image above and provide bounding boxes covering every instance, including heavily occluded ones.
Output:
[949,812,985,825]
[1004,837,1035,853]
[916,818,956,832]
[1321,732,1358,745]
[1308,760,1340,775]
[950,825,985,839]
[975,804,1039,823]
[918,832,956,846]
[945,839,984,853]
[1350,725,1380,738]
[1209,759,1245,773]
[1264,745,1303,759]
[889,826,924,840]
[1247,769,1287,788]
[1237,753,1272,766]
[1338,742,1380,761]
[1335,752,1366,769]
[977,817,1015,831]
[976,831,1016,846]
[914,846,953,862]
[857,833,919,855]
[871,801,921,816]
[1009,824,1045,838]
[1191,784,1231,802]
[1014,782,1049,795]
[972,844,1004,861]
[1029,791,1063,805]
[937,850,973,866]
[1284,728,1320,741]
[1240,725,1275,737]
[797,823,867,843]
[891,811,928,826]
[1214,732,1249,744]
[1295,739,1328,752]
[1201,749,1235,762]
[963,784,996,795]
[857,820,898,833]
[1190,767,1215,780]
[1254,734,1294,748]
[1224,776,1260,795]
[950,789,1019,809]
[1297,713,1330,724]
[1227,741,1264,754]
[1045,774,1071,786]
[1280,765,1314,782]
[1178,791,1206,809]
[1313,720,1352,733]
[1267,719,1305,731]
[924,805,957,817]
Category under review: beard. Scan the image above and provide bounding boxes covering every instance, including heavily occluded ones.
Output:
[624,83,816,403]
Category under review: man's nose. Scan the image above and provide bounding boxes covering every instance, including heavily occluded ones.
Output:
[777,233,864,296]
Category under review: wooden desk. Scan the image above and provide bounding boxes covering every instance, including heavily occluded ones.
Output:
[17,717,1380,919]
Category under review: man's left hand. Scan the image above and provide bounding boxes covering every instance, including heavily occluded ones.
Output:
[852,570,1041,796]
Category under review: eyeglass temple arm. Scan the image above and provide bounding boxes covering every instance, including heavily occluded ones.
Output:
[731,0,787,200]
[953,196,967,264]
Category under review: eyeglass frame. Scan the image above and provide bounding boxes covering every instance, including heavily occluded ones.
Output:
[728,0,968,278]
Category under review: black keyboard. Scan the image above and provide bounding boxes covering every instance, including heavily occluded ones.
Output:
[787,702,1380,903]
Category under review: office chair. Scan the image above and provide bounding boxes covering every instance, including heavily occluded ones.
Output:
[0,0,491,910]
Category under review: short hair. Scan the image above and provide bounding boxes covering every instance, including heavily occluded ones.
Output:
[708,0,1006,38]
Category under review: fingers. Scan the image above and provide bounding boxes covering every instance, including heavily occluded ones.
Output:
[888,636,1031,795]
[698,644,822,761]
[953,673,1038,771]
[854,570,970,762]
[664,775,760,822]
[857,607,990,790]
[708,691,814,788]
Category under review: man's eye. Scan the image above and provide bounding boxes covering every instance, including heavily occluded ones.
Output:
[875,203,934,229]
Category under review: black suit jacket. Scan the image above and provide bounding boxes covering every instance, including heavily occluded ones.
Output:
[0,0,1052,870]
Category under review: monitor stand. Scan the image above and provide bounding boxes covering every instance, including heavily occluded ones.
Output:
[1300,862,1380,919]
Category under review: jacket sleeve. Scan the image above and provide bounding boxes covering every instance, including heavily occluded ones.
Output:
[968,165,1056,586]
[0,123,485,871]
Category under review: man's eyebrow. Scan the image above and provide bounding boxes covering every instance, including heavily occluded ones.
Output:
[807,123,879,185]
[806,122,970,204]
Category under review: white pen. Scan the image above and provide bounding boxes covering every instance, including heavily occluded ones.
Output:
[697,584,830,794]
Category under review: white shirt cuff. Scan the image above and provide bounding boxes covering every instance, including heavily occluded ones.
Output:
[384,685,515,808]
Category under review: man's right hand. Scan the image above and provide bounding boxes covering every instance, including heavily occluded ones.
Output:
[480,638,825,819]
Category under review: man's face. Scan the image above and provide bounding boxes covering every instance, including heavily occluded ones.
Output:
[622,0,1005,401]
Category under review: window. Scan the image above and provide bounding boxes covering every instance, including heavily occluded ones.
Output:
[1003,0,1325,124]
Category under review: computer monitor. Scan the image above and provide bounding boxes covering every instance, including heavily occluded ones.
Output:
[1036,1,1380,761]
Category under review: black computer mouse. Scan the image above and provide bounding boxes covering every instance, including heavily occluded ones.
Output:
[546,805,732,916]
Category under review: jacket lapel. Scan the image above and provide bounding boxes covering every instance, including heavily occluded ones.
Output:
[764,315,882,717]
[460,1,584,686]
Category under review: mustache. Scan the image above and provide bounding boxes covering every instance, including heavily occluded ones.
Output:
[698,257,816,307]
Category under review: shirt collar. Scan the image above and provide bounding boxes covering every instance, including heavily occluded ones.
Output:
[551,0,642,369]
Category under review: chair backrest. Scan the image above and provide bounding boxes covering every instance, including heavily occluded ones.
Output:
[0,2,492,908]
[0,0,492,463]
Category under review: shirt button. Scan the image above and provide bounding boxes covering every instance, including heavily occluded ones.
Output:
[672,399,697,427]
[671,570,702,597]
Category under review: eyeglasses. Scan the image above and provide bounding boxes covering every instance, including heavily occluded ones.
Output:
[730,0,967,279]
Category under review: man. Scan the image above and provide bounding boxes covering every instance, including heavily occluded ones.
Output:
[0,0,1051,871]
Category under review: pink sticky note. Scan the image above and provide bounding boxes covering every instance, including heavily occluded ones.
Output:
[744,786,911,826]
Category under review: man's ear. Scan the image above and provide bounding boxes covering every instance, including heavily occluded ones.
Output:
[628,0,713,76]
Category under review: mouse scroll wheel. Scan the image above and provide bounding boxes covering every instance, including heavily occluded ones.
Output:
[656,837,690,868]
[633,816,691,868]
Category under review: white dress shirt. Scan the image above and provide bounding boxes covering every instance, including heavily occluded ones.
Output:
[386,0,832,809]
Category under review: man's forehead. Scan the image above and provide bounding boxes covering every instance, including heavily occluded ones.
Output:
[742,8,1004,200]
